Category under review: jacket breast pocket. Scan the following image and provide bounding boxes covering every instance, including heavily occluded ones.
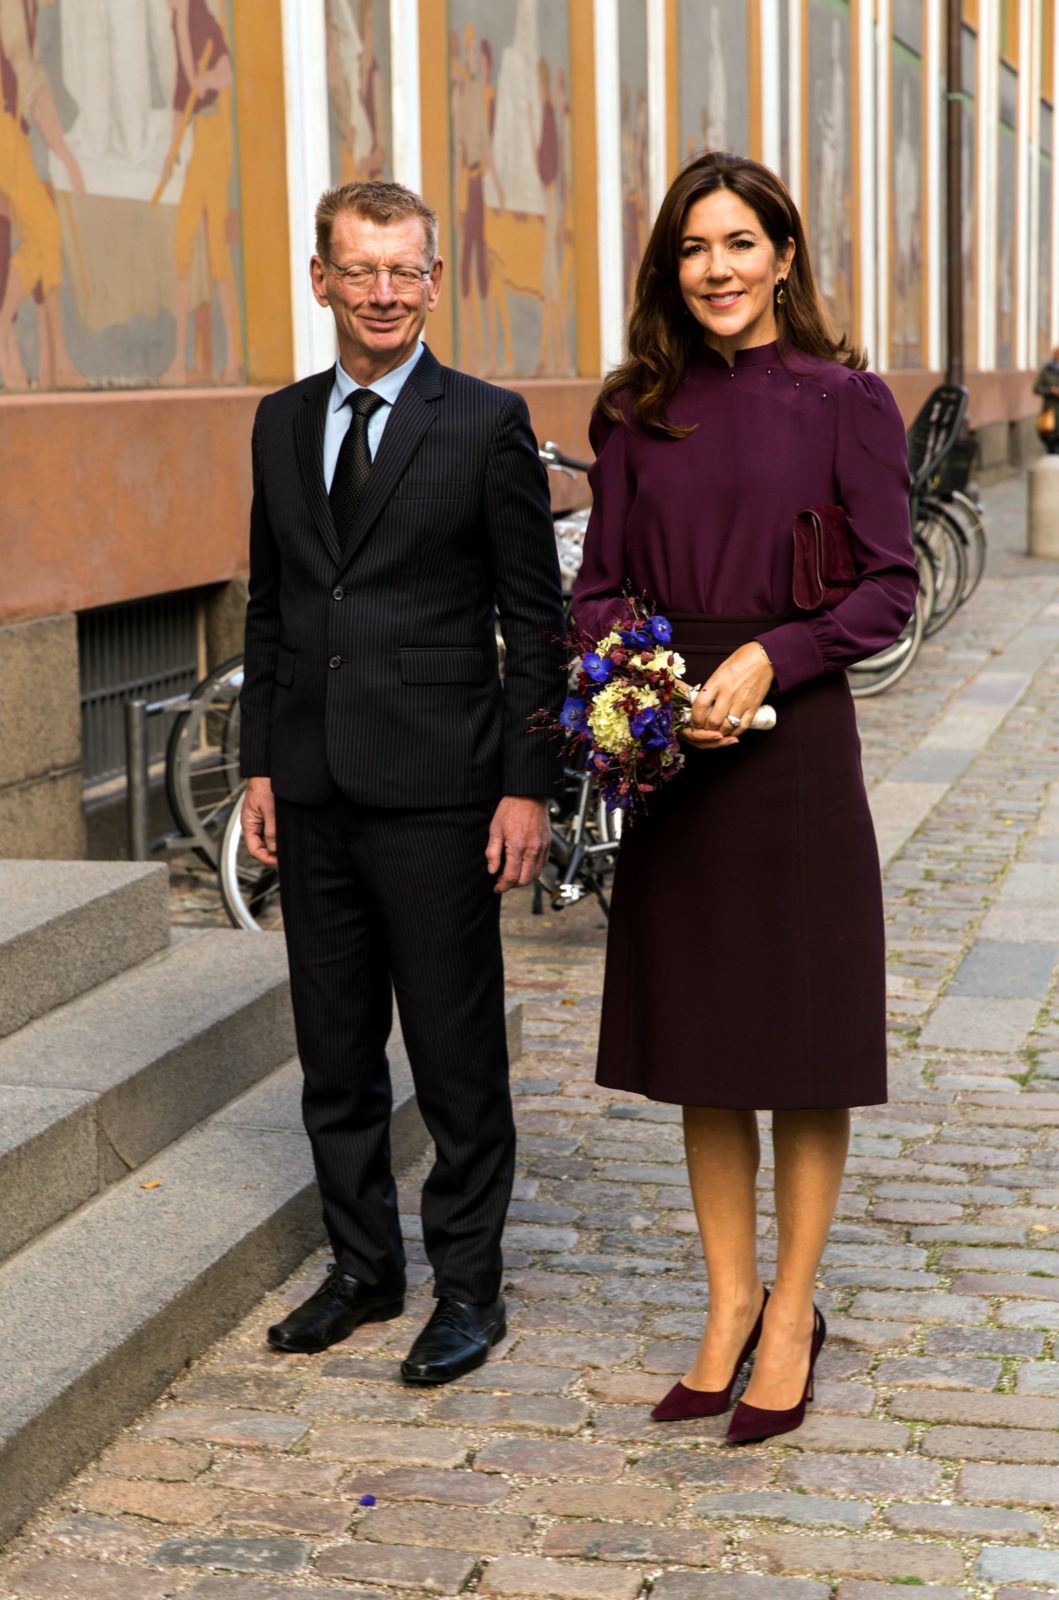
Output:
[274,646,296,689]
[399,647,486,685]
[391,480,468,501]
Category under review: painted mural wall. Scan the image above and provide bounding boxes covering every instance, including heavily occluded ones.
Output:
[890,9,923,369]
[0,0,248,392]
[807,0,854,343]
[1041,102,1053,364]
[997,61,1017,368]
[325,0,392,185]
[679,0,748,161]
[445,0,577,379]
[961,24,977,371]
[617,0,648,323]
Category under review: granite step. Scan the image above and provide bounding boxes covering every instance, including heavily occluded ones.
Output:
[0,997,521,1547]
[0,860,170,1038]
[0,929,295,1263]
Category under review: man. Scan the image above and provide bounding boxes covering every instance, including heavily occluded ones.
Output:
[239,180,565,1384]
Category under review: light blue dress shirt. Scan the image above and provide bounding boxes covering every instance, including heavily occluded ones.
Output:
[322,341,425,492]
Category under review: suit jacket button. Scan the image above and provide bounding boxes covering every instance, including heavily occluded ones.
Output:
[332,585,344,600]
[329,655,342,669]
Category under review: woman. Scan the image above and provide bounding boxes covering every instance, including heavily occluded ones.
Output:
[571,152,917,1445]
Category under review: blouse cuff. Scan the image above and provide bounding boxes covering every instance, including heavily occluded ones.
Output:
[754,620,828,693]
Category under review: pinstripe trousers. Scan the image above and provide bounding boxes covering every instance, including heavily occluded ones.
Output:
[275,790,514,1305]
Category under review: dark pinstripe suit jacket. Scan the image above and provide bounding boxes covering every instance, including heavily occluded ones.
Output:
[239,346,567,808]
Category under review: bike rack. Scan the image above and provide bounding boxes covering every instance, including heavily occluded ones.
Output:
[123,692,206,861]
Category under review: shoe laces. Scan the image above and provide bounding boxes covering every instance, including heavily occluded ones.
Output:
[430,1298,472,1332]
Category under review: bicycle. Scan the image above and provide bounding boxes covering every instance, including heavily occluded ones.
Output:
[165,655,244,867]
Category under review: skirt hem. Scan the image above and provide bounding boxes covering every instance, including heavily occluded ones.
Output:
[596,1074,887,1112]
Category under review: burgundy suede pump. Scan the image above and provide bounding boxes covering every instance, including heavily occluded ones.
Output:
[650,1288,770,1421]
[726,1305,827,1444]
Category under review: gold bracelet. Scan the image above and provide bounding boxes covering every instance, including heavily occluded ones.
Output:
[754,641,773,669]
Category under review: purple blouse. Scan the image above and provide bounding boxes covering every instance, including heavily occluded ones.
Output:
[571,339,918,692]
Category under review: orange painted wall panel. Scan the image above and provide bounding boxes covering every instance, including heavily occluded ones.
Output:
[1,391,260,627]
[233,0,294,385]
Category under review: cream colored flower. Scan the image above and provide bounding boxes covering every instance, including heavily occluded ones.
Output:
[588,682,660,754]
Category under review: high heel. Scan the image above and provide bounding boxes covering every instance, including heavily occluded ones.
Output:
[726,1304,827,1444]
[650,1288,769,1421]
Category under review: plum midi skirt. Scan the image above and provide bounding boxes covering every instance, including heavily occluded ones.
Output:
[596,616,887,1110]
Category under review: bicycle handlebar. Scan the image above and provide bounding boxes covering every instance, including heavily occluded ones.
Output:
[540,439,592,475]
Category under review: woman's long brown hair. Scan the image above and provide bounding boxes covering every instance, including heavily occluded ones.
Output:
[600,150,866,439]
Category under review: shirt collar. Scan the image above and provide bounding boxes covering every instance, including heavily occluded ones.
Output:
[331,341,425,413]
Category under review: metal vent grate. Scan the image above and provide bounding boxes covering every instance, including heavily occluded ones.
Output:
[78,592,201,786]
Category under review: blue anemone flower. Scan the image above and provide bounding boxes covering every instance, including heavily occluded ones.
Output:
[629,705,658,738]
[617,627,651,648]
[650,614,673,644]
[560,696,589,730]
[582,652,613,683]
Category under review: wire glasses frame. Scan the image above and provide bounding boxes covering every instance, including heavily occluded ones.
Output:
[321,257,435,292]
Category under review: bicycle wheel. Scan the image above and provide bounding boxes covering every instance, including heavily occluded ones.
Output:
[940,489,988,601]
[540,764,621,914]
[217,783,283,932]
[848,545,932,698]
[166,655,244,867]
[916,506,967,637]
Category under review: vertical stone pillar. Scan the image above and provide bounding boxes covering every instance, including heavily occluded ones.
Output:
[1027,455,1059,558]
[203,578,250,671]
[0,616,86,858]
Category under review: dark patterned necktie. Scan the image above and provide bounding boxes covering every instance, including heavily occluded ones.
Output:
[329,388,385,549]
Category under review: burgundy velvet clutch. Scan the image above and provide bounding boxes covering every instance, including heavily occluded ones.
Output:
[792,504,859,610]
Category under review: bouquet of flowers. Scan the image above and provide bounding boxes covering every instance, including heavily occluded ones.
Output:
[558,602,775,813]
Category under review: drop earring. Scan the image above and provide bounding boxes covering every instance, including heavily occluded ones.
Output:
[775,279,787,306]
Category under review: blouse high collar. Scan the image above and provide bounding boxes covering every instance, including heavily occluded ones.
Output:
[697,338,780,372]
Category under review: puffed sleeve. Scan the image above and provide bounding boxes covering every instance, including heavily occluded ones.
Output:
[754,371,918,692]
[570,404,637,642]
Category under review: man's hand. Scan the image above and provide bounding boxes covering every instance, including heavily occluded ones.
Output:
[486,796,550,893]
[241,776,278,866]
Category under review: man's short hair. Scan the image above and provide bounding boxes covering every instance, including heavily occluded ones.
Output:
[315,180,439,263]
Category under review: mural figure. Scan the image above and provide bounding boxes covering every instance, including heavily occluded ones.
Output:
[454,22,503,369]
[533,55,561,373]
[0,0,84,389]
[449,0,575,379]
[159,0,242,383]
[326,0,386,183]
[0,0,249,390]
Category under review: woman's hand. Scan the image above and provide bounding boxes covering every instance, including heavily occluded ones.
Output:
[680,642,775,752]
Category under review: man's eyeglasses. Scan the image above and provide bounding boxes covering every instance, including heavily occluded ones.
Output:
[322,258,433,292]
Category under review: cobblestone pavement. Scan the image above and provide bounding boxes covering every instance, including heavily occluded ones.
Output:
[6,476,1059,1600]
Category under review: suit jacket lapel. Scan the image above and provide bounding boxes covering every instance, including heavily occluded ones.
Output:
[336,346,445,576]
[293,370,342,567]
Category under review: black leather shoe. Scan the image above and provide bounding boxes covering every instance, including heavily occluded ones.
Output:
[267,1265,406,1353]
[400,1295,507,1384]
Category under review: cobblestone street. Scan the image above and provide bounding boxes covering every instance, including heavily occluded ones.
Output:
[6,475,1059,1600]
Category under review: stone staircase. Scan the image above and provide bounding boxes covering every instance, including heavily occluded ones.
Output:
[0,861,518,1546]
